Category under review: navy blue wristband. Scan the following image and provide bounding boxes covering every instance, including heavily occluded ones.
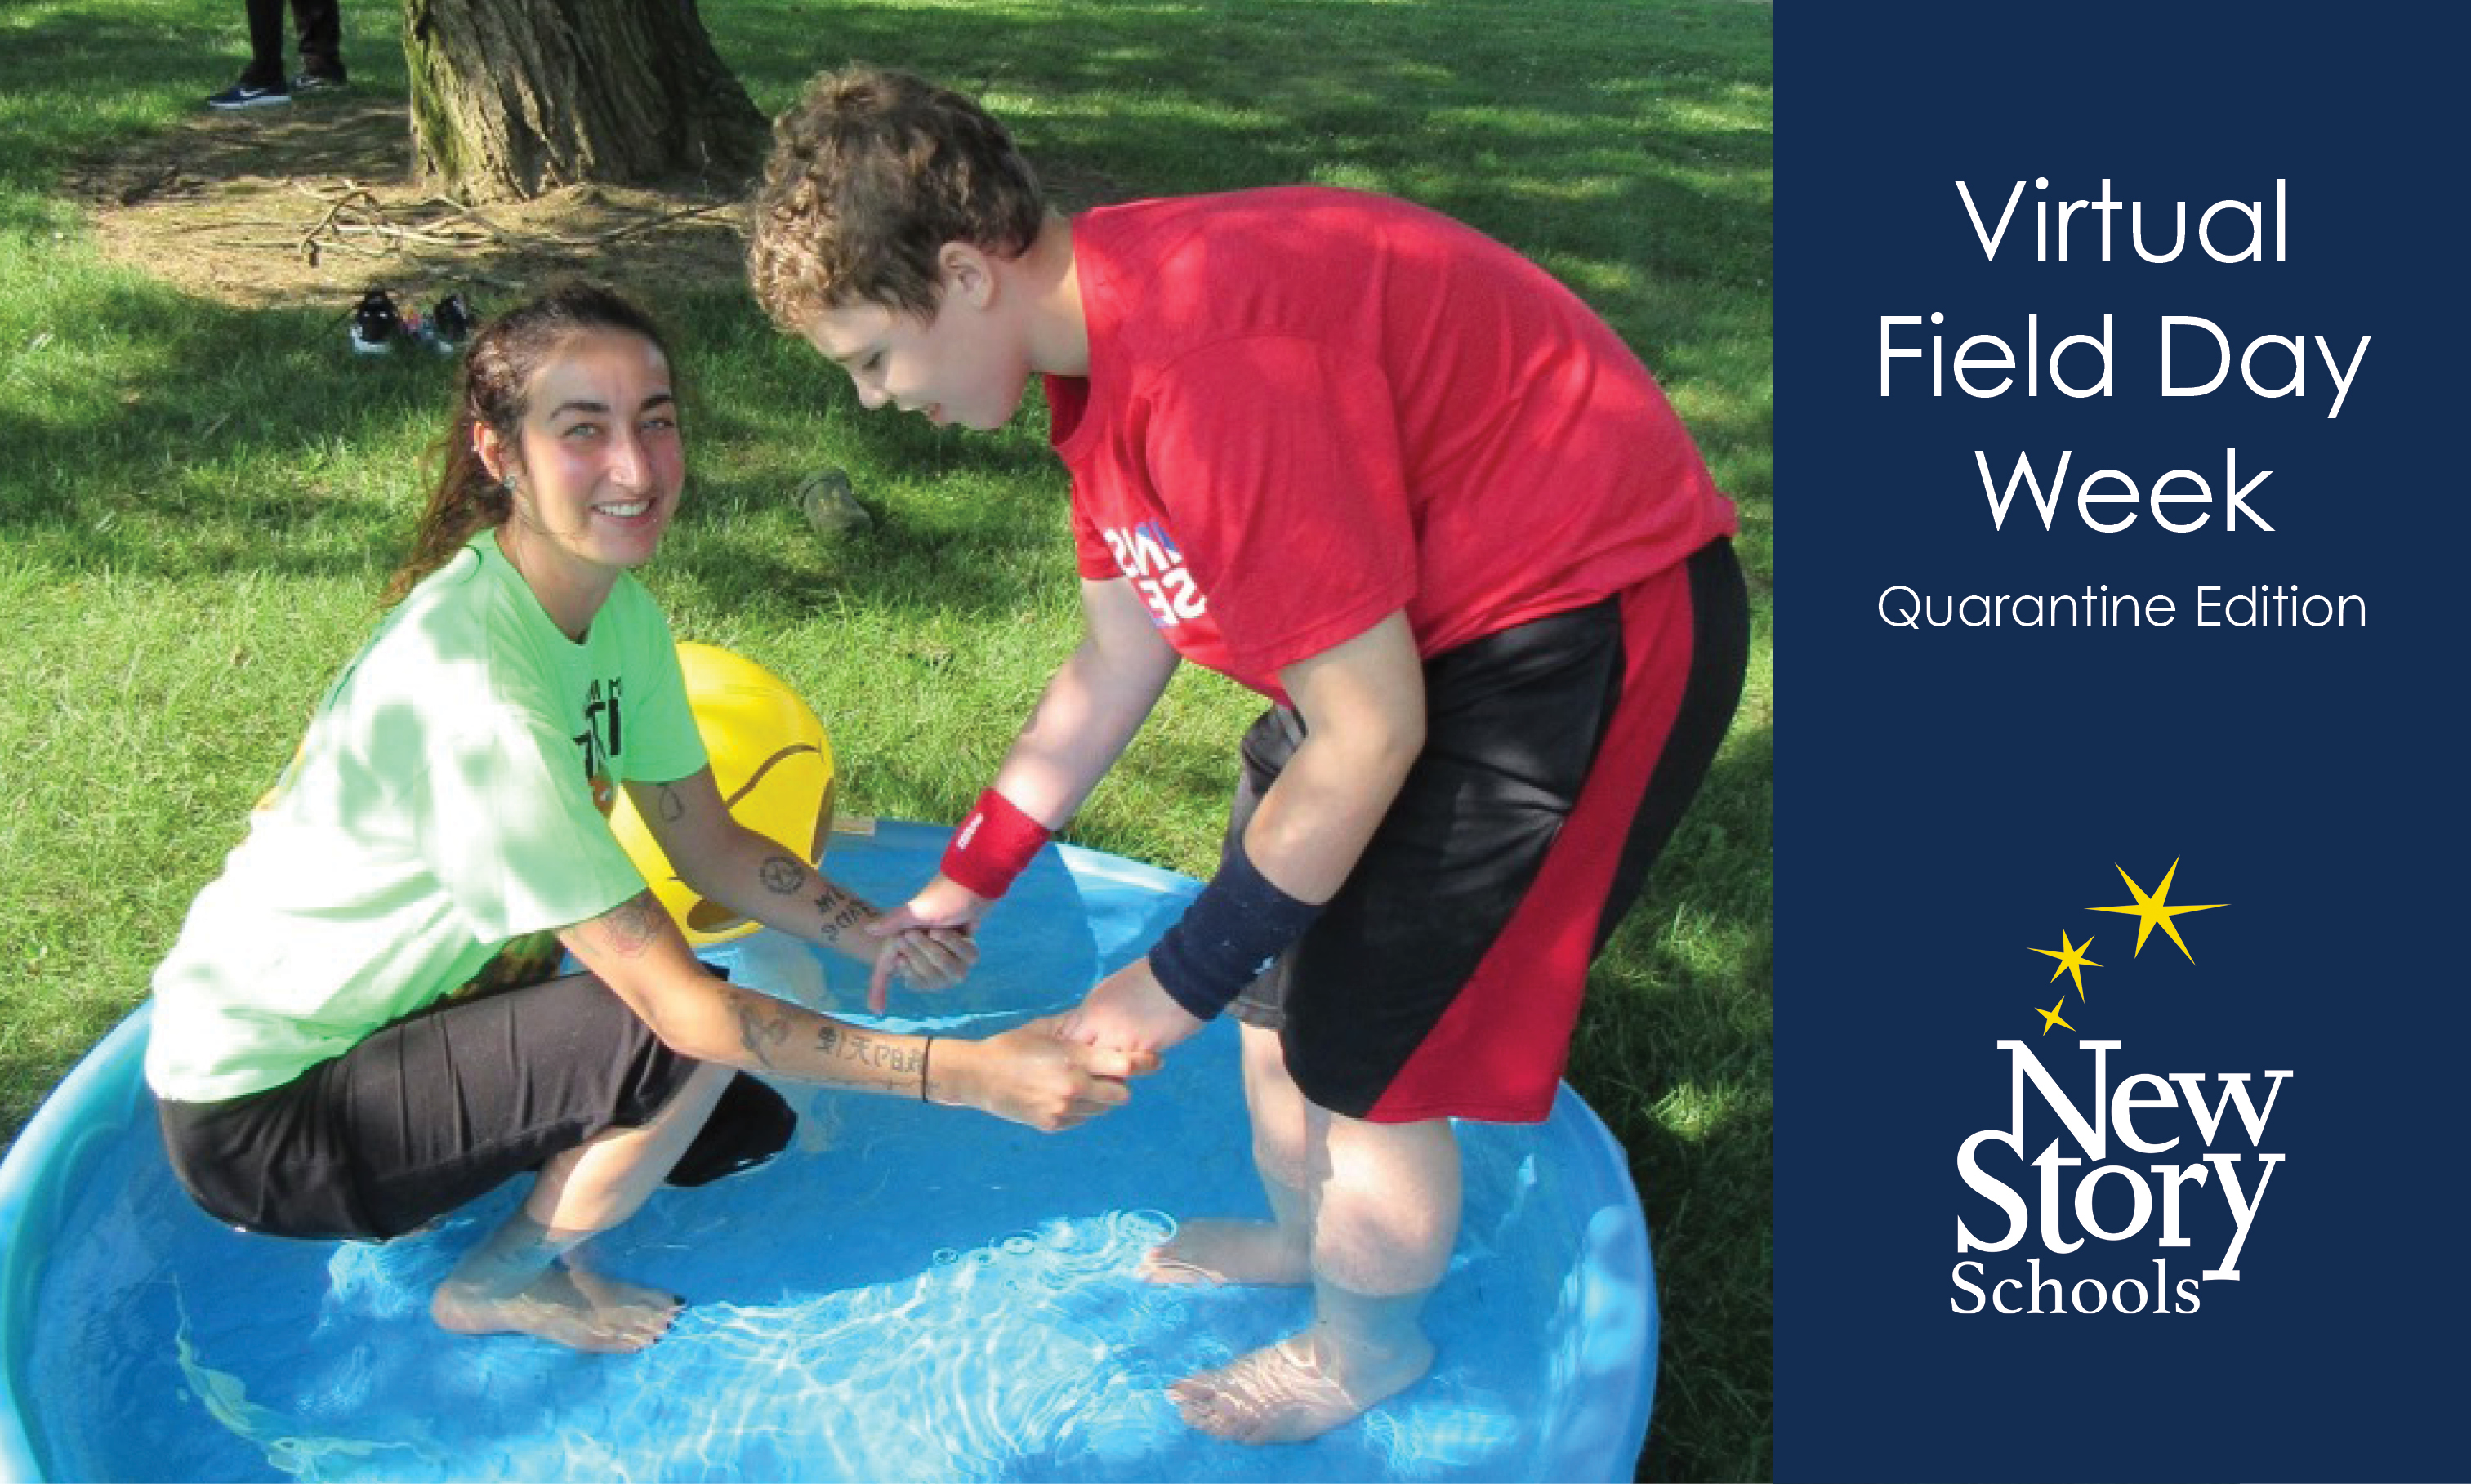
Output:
[1148,840,1323,1021]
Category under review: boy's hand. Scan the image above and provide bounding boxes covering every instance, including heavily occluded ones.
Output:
[1054,959,1207,1055]
[943,1017,1162,1131]
[863,873,991,1010]
[875,925,975,992]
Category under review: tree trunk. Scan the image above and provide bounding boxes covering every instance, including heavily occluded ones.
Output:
[404,0,768,203]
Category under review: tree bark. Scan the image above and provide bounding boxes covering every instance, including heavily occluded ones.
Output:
[404,0,768,203]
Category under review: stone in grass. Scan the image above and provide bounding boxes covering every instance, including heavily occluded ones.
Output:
[798,468,873,537]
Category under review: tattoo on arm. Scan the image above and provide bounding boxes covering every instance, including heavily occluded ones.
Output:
[732,1004,928,1092]
[595,891,667,960]
[814,1021,926,1086]
[813,884,874,945]
[731,988,792,1070]
[658,785,685,823]
[759,853,807,895]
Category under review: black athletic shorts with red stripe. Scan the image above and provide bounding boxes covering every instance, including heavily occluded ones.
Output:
[156,970,793,1242]
[1226,537,1748,1125]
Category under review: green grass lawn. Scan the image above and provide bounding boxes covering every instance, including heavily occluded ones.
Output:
[0,1,1770,1477]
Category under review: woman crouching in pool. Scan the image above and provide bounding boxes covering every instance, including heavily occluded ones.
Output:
[145,283,1157,1353]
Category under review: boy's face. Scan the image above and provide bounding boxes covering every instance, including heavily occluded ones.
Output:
[801,290,1028,433]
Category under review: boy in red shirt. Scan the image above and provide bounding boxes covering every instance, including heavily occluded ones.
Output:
[750,66,1748,1443]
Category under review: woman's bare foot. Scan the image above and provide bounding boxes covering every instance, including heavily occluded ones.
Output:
[430,1263,680,1353]
[1167,1327,1434,1444]
[1138,1219,1312,1286]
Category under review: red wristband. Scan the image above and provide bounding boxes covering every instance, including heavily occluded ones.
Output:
[941,788,1050,899]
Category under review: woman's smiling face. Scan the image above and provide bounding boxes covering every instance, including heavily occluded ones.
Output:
[483,328,686,605]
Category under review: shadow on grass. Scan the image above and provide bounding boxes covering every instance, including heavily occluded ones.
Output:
[0,7,225,194]
[0,0,418,192]
[0,268,1068,620]
[721,0,1771,369]
[14,0,1770,432]
[9,0,1769,581]
[0,270,440,582]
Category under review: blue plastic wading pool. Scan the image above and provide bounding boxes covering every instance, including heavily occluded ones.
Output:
[0,824,1654,1482]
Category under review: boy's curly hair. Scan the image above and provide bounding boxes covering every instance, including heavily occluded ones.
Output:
[747,66,1046,331]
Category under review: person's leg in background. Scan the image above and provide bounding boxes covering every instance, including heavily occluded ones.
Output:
[206,0,292,107]
[289,0,347,89]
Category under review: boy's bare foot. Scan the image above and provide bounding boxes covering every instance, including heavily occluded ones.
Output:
[1167,1327,1434,1444]
[1138,1219,1311,1286]
[430,1263,680,1353]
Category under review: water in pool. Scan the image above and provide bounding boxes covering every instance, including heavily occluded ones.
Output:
[16,834,1651,1482]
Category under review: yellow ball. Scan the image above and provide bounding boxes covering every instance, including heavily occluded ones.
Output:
[610,642,837,946]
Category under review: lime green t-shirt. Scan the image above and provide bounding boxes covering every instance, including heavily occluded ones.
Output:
[145,537,708,1102]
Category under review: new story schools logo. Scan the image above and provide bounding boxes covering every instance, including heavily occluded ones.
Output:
[1952,859,2292,1316]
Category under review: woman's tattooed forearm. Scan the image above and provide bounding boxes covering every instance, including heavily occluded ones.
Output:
[724,996,924,1090]
[658,784,686,822]
[759,853,807,894]
[729,987,792,1069]
[814,1020,926,1087]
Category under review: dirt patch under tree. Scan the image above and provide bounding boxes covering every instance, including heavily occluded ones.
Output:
[68,92,756,319]
[69,91,1126,323]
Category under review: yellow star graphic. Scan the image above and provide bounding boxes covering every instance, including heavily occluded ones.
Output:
[2029,931,2101,1000]
[2035,998,2075,1036]
[2090,858,2225,960]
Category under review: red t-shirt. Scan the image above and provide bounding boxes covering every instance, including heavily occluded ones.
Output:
[1051,187,1737,703]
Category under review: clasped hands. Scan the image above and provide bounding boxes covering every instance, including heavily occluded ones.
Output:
[864,873,1207,1131]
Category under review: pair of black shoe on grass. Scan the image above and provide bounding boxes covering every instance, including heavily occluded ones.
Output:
[207,69,346,110]
[350,289,475,357]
